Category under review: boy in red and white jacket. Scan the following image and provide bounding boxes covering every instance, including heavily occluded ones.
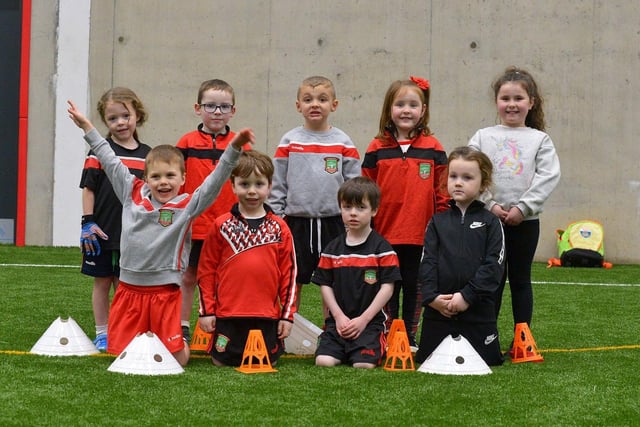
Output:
[176,79,251,342]
[198,150,297,367]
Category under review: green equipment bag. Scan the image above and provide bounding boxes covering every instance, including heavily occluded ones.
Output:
[547,220,612,268]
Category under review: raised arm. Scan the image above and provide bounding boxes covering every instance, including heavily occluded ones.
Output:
[67,100,95,134]
[229,128,255,150]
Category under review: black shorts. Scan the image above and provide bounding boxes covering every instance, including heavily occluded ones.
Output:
[210,318,284,367]
[188,240,204,268]
[316,319,386,366]
[81,249,120,278]
[416,318,504,366]
[286,215,344,284]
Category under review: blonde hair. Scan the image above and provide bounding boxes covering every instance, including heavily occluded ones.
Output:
[97,87,148,140]
[144,145,185,177]
[297,76,336,99]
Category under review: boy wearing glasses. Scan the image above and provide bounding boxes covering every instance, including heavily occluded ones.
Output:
[176,79,251,343]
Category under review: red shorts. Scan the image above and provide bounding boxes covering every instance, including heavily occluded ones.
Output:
[107,282,184,355]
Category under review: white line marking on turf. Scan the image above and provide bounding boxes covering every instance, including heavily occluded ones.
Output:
[533,281,640,288]
[2,264,639,287]
[0,263,77,268]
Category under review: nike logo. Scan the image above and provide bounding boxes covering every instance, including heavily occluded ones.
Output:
[484,333,497,345]
[470,222,486,229]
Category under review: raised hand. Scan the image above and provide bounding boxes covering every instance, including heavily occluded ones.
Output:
[67,100,95,133]
[230,128,255,149]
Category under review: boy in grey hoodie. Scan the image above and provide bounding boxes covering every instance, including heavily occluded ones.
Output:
[68,100,254,365]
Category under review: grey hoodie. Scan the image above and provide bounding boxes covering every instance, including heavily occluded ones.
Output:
[84,128,241,286]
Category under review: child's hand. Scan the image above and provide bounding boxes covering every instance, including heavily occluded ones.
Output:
[504,206,524,226]
[447,292,469,314]
[80,222,109,256]
[67,100,95,133]
[490,204,508,222]
[277,320,292,339]
[429,294,454,318]
[334,314,351,338]
[230,128,255,150]
[339,316,368,340]
[199,316,216,333]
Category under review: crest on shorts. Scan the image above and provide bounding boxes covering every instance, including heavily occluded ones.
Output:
[419,163,431,179]
[158,209,174,227]
[215,334,230,353]
[364,269,377,285]
[324,157,339,174]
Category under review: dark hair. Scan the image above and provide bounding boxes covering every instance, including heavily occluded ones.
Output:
[97,87,148,140]
[297,76,336,99]
[376,79,431,142]
[197,79,235,104]
[448,146,493,192]
[337,176,381,210]
[492,66,545,131]
[231,150,273,183]
[144,145,185,177]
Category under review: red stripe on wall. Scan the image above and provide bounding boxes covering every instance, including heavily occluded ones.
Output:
[16,0,32,246]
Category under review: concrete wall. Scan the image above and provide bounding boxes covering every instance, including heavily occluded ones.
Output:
[26,0,640,263]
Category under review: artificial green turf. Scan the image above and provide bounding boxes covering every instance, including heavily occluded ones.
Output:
[0,245,638,426]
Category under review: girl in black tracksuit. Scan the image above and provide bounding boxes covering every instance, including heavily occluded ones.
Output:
[415,147,505,366]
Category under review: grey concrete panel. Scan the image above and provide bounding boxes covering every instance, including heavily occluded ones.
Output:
[26,0,640,262]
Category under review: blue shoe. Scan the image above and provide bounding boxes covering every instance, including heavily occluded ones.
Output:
[93,333,107,352]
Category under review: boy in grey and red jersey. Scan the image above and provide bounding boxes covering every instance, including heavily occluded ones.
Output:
[268,76,360,312]
[68,99,254,366]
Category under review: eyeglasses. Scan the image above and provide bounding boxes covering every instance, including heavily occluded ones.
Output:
[199,103,234,114]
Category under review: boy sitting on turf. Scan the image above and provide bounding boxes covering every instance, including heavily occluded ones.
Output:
[312,176,401,369]
[197,150,297,366]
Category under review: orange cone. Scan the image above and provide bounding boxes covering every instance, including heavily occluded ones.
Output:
[386,319,406,351]
[383,330,415,371]
[511,322,544,363]
[189,321,212,352]
[235,329,278,374]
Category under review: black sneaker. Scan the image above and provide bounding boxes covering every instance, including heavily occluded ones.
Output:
[182,326,191,344]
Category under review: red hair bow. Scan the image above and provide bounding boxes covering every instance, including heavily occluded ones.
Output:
[410,76,430,90]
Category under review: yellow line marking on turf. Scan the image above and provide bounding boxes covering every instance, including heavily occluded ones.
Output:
[2,346,637,357]
[0,349,314,358]
[541,344,640,353]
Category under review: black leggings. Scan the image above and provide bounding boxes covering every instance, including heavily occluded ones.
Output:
[386,244,423,342]
[495,219,539,326]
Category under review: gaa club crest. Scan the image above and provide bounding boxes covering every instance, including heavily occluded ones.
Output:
[215,334,230,353]
[419,163,431,179]
[364,269,377,285]
[158,209,174,227]
[324,157,339,174]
